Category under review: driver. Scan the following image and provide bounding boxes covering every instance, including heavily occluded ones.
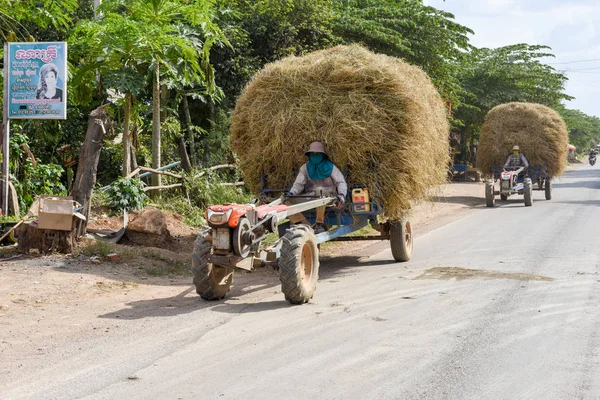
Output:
[287,142,347,233]
[504,145,529,171]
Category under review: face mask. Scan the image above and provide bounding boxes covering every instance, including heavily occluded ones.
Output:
[309,153,324,164]
[513,151,519,156]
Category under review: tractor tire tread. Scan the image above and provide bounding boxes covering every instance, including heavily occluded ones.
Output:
[524,179,533,206]
[192,228,234,300]
[279,226,319,304]
[390,219,412,262]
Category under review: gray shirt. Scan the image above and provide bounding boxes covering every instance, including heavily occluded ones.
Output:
[289,163,348,197]
[504,153,529,168]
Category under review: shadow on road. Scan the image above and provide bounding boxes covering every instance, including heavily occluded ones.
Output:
[98,286,206,320]
[97,251,401,319]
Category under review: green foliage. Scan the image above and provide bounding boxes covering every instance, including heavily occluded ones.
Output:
[185,169,250,207]
[331,0,473,106]
[201,109,235,165]
[106,178,147,211]
[454,44,573,142]
[155,169,252,227]
[0,0,78,41]
[212,0,336,104]
[555,105,600,152]
[12,163,67,212]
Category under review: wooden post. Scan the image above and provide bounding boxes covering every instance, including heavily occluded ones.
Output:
[176,135,192,173]
[71,106,109,238]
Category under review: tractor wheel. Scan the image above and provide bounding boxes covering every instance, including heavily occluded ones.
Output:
[485,181,495,207]
[390,218,412,262]
[279,225,319,304]
[545,179,552,200]
[500,193,508,201]
[524,178,533,206]
[192,228,234,300]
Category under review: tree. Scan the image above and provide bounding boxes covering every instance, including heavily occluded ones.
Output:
[70,14,148,176]
[453,44,573,161]
[212,0,336,105]
[556,105,600,152]
[0,0,78,41]
[331,0,473,106]
[70,0,227,180]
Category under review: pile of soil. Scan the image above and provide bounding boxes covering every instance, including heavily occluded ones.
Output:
[88,208,198,252]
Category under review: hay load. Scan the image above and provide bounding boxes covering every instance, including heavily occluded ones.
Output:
[230,45,449,218]
[477,102,568,177]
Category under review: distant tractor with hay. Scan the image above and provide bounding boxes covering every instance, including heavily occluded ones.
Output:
[192,45,450,304]
[477,102,568,207]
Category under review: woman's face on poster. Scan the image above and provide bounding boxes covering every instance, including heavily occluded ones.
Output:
[44,70,57,88]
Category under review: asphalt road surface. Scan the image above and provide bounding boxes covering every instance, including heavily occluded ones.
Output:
[3,166,600,400]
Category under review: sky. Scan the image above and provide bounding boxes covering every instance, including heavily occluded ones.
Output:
[425,0,600,118]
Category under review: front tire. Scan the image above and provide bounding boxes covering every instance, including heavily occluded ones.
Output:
[390,218,412,262]
[524,178,533,206]
[192,228,234,300]
[545,179,552,200]
[485,181,495,207]
[279,226,319,304]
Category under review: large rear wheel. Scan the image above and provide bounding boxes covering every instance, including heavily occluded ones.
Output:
[390,218,412,262]
[524,178,533,206]
[279,226,319,304]
[192,228,234,300]
[485,181,495,207]
[545,179,552,200]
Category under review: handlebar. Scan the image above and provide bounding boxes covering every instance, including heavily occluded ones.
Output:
[502,166,525,173]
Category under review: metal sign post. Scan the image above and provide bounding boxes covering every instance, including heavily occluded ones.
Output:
[3,42,9,216]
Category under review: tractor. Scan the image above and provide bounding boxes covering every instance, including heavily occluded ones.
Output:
[192,184,412,304]
[485,165,551,207]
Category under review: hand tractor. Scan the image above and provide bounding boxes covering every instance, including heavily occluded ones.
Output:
[485,165,551,207]
[192,186,412,304]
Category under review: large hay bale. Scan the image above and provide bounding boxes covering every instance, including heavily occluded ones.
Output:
[230,45,449,218]
[477,102,568,177]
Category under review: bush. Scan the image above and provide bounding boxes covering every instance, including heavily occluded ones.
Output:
[12,162,67,212]
[154,169,253,227]
[106,178,147,211]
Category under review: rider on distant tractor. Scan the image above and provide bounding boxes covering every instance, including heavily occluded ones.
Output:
[287,141,347,234]
[504,145,529,176]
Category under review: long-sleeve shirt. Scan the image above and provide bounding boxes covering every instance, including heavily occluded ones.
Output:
[289,163,348,197]
[504,153,529,168]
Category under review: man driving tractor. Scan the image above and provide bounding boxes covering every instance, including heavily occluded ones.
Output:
[504,145,529,171]
[287,141,347,233]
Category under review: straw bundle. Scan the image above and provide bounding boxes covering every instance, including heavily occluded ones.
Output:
[230,45,449,218]
[477,102,568,177]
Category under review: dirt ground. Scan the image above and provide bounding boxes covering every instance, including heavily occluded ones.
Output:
[0,181,484,361]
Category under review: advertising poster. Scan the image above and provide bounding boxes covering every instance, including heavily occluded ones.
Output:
[6,42,67,119]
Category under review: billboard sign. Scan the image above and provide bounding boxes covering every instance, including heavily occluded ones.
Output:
[5,42,67,119]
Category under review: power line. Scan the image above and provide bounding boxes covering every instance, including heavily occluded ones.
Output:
[562,70,600,75]
[548,58,600,65]
[562,67,600,72]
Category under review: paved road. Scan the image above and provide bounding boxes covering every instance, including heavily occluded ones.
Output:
[3,166,600,399]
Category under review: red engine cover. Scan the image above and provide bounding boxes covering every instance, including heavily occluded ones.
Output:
[207,204,253,228]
